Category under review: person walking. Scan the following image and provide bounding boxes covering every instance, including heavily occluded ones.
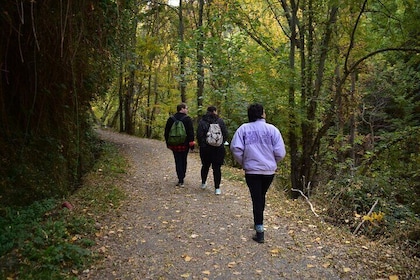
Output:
[197,106,228,195]
[164,103,195,187]
[230,103,286,243]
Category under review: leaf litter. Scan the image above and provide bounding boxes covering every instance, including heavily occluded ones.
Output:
[80,129,419,280]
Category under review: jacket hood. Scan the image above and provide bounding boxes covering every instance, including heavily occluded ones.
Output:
[202,112,218,123]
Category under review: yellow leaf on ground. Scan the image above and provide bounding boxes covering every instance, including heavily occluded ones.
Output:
[270,248,281,254]
[322,262,331,268]
[180,273,190,278]
[343,267,352,272]
[184,255,192,262]
[307,264,315,268]
[228,262,236,268]
[389,275,399,280]
[202,270,211,275]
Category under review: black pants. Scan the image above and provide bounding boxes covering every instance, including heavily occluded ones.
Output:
[245,174,274,226]
[201,161,222,188]
[173,150,189,184]
[200,146,225,188]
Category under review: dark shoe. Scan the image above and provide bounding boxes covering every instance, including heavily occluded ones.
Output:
[252,232,264,243]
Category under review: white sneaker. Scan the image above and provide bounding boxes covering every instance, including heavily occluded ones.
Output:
[201,183,207,189]
[215,189,221,195]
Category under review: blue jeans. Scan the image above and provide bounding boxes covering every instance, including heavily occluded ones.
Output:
[245,174,274,227]
[173,150,189,184]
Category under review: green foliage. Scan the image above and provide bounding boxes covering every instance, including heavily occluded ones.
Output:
[0,199,95,279]
[0,126,100,207]
[0,139,127,279]
[317,127,420,255]
[74,141,127,212]
[0,0,121,206]
[0,199,57,256]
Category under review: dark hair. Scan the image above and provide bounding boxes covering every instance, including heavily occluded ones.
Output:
[207,106,217,113]
[247,103,264,122]
[177,103,187,112]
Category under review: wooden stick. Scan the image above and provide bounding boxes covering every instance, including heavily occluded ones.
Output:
[291,188,319,217]
[353,199,379,235]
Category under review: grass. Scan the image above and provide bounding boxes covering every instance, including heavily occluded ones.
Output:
[0,141,128,279]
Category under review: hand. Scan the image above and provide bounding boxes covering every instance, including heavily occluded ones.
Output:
[189,141,195,151]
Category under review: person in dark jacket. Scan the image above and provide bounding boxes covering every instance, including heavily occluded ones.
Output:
[164,103,195,187]
[197,106,228,195]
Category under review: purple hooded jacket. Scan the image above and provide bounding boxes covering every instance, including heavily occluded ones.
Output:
[230,119,286,175]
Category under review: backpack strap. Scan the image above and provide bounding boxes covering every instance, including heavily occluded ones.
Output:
[171,115,187,122]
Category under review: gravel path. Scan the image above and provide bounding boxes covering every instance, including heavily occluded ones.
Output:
[81,129,347,280]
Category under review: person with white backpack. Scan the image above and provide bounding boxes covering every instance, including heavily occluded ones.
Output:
[196,106,229,195]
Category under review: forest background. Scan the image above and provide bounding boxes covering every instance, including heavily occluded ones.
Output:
[0,0,419,266]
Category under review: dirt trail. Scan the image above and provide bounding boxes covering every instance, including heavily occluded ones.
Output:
[81,129,356,279]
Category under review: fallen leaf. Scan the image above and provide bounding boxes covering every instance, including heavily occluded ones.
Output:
[228,262,236,268]
[343,267,352,273]
[184,255,192,262]
[270,248,281,254]
[180,273,190,278]
[389,275,399,280]
[202,270,211,275]
[98,246,107,253]
[307,264,315,268]
[322,262,331,268]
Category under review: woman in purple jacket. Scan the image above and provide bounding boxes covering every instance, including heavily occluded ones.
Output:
[230,103,286,243]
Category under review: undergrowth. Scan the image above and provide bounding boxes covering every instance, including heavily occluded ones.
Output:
[0,140,127,279]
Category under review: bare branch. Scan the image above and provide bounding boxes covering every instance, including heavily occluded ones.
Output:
[291,188,319,217]
[344,0,368,73]
[353,199,379,235]
[347,47,420,76]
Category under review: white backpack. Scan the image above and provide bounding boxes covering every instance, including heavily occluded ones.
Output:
[206,122,223,147]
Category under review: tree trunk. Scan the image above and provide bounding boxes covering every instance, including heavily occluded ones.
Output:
[178,0,186,102]
[286,1,300,198]
[118,66,124,133]
[196,0,205,115]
